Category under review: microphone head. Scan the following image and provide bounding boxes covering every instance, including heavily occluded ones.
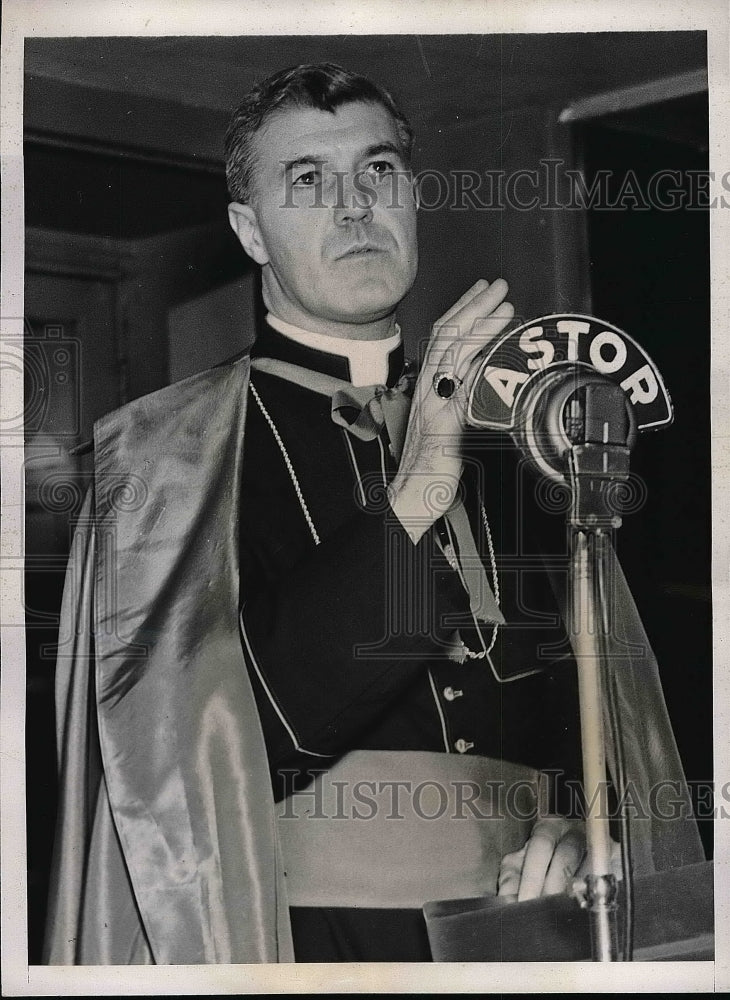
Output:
[466,314,673,440]
[510,363,639,483]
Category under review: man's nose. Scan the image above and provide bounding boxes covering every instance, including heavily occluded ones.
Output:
[334,202,372,225]
[333,176,373,225]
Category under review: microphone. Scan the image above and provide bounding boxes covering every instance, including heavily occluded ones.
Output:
[465,314,673,527]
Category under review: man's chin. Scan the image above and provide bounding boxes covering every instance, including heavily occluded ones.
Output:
[321,300,401,326]
[317,280,414,325]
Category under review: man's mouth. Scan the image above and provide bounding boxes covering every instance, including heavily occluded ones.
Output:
[337,245,386,259]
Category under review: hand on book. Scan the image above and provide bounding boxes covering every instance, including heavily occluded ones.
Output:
[497,816,622,902]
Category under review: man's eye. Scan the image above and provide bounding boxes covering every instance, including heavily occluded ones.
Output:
[292,169,318,187]
[366,160,396,178]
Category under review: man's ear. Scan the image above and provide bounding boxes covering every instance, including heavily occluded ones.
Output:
[228,202,269,265]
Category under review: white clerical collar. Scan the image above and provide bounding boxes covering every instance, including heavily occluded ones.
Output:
[265,312,401,387]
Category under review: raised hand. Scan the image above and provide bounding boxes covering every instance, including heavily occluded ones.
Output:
[389,279,514,541]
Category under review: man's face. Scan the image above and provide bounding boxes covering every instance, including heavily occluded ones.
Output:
[229,101,418,336]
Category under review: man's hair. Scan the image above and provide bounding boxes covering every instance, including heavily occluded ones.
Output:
[224,62,415,204]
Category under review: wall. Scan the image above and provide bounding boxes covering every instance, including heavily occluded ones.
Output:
[398,103,590,359]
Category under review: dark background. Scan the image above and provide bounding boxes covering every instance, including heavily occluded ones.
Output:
[23,33,712,961]
[583,100,712,824]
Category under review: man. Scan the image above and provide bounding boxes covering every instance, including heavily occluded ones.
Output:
[44,62,698,965]
[226,63,594,962]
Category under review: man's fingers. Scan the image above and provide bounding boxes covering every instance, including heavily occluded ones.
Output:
[530,815,573,844]
[428,278,511,364]
[424,298,514,397]
[498,819,591,902]
[497,845,526,898]
[542,828,587,896]
[515,834,558,902]
[434,279,490,327]
[575,838,624,882]
[453,277,510,339]
[460,300,515,387]
[515,816,574,902]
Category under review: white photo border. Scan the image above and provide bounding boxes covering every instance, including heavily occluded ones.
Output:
[2,0,727,993]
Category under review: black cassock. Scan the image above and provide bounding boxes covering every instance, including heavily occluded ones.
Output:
[241,323,583,961]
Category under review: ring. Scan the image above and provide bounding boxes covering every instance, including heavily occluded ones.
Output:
[432,370,463,399]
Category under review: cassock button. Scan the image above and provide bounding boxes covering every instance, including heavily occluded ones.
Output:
[443,686,463,701]
[454,738,475,754]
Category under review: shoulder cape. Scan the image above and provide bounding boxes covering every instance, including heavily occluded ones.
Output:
[44,353,294,964]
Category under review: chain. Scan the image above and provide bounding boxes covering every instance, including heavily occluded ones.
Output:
[250,381,321,545]
[479,496,501,612]
[456,492,501,661]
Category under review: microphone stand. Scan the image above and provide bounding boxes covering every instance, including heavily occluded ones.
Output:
[569,529,619,960]
[465,317,678,962]
[563,381,634,962]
